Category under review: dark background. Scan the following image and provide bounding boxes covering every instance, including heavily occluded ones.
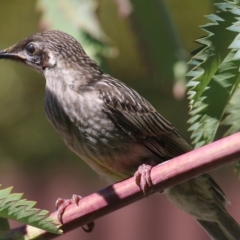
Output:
[0,1,239,239]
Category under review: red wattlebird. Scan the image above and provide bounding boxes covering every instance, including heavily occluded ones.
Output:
[0,30,239,239]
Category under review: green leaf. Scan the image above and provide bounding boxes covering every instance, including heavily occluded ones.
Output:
[222,84,240,136]
[129,0,184,83]
[187,2,240,147]
[0,185,61,234]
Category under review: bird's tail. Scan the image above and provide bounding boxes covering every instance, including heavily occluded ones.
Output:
[197,210,240,240]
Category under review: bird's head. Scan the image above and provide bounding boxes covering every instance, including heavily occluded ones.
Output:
[0,30,98,75]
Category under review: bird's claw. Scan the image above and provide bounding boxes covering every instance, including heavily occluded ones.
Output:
[134,164,153,196]
[56,194,82,223]
[56,194,95,232]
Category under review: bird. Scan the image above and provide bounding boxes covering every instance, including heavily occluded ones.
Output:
[0,30,239,239]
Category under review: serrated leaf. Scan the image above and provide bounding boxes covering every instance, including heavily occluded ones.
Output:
[187,2,240,147]
[0,185,61,235]
[0,187,12,199]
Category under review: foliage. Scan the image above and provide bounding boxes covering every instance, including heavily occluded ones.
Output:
[222,86,240,136]
[129,0,185,83]
[0,185,61,236]
[187,1,240,148]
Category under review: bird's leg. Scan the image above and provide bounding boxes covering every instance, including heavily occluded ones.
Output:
[134,160,156,196]
[56,194,95,232]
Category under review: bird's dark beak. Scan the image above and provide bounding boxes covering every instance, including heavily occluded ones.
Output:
[0,49,25,60]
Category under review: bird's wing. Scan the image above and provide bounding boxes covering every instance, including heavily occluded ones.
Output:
[97,77,192,161]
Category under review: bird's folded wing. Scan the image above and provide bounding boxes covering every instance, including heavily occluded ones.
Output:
[98,77,192,161]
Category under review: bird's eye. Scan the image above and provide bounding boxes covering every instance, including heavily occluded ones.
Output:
[26,43,36,55]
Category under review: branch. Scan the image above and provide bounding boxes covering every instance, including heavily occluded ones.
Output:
[10,132,240,239]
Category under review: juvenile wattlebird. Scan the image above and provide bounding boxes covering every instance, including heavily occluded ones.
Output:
[0,30,240,239]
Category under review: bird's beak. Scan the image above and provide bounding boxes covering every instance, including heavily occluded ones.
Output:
[0,49,25,60]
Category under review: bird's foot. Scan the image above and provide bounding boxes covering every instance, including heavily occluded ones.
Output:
[56,194,95,232]
[134,164,154,196]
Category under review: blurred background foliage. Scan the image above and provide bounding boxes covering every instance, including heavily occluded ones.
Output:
[0,1,239,240]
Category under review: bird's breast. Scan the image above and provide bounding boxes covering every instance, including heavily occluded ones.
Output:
[44,83,152,181]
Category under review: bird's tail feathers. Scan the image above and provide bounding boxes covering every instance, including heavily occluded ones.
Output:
[197,210,240,240]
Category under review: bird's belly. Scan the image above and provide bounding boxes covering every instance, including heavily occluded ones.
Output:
[66,121,153,182]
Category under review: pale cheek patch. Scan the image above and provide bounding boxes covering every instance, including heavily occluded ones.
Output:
[42,52,57,69]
